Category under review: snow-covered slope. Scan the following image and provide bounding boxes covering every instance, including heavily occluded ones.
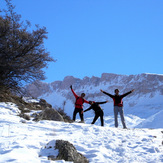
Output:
[0,102,163,163]
[25,73,163,128]
[136,110,163,129]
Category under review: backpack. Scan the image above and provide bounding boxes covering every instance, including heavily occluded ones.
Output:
[75,97,84,106]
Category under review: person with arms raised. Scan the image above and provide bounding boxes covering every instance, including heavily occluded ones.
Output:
[70,85,89,123]
[100,89,134,129]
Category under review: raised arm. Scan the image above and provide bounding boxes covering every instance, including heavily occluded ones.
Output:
[84,106,92,112]
[96,101,108,105]
[100,89,114,98]
[70,85,78,98]
[121,89,135,98]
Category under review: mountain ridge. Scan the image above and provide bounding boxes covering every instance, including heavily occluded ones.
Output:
[25,73,163,98]
[24,73,163,127]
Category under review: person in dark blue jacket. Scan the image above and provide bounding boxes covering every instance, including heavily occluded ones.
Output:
[84,101,108,126]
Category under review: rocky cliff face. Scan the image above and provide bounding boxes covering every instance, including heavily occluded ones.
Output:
[25,73,163,98]
[24,73,163,118]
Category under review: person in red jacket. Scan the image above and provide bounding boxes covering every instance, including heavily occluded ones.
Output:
[100,89,134,129]
[70,85,89,123]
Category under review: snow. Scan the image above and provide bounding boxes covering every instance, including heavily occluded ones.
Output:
[41,91,67,110]
[23,97,40,103]
[136,110,163,129]
[0,102,163,163]
[144,73,163,76]
[40,79,163,119]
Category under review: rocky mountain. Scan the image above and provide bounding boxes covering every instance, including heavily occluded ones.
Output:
[25,73,163,122]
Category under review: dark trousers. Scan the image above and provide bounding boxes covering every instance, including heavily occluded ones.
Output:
[92,110,104,126]
[114,106,127,128]
[73,108,84,121]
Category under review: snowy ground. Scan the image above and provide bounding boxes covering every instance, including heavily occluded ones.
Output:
[0,102,163,163]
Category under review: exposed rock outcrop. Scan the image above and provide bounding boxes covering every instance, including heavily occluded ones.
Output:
[25,73,163,99]
[40,139,89,162]
[33,107,64,122]
[55,140,89,163]
[24,73,163,113]
[0,92,71,122]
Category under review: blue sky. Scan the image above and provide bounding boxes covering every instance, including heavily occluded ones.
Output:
[1,0,163,83]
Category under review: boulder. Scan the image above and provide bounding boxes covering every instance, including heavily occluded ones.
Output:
[33,108,64,122]
[55,140,89,163]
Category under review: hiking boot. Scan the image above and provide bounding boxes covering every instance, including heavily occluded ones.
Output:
[78,120,85,123]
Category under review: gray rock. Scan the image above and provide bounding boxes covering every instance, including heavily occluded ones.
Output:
[33,108,64,122]
[55,140,89,163]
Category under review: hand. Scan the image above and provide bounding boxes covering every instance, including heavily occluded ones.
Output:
[70,85,72,89]
[131,89,135,92]
[81,111,84,114]
[100,89,103,92]
[106,100,109,103]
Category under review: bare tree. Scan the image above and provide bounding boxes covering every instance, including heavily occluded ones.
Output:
[0,0,54,93]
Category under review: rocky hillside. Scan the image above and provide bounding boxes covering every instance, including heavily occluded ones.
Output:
[25,73,163,97]
[25,73,163,120]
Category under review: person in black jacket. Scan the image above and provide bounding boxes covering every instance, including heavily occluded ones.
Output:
[84,101,108,126]
[100,89,134,129]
